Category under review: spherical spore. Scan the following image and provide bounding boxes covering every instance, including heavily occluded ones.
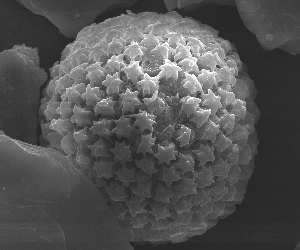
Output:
[40,10,260,244]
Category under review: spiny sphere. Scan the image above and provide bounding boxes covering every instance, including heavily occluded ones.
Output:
[40,11,260,244]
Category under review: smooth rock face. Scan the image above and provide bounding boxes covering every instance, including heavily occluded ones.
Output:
[0,44,47,145]
[0,133,133,250]
[164,0,300,55]
[164,0,236,10]
[235,0,300,55]
[16,0,138,38]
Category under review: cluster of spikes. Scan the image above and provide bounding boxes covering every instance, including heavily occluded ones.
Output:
[40,10,259,244]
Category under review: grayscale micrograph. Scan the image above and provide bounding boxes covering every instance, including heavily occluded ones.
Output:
[0,1,299,250]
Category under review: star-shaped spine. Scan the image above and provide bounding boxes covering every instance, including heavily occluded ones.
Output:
[105,181,128,201]
[210,156,231,180]
[89,119,112,138]
[151,42,171,59]
[129,204,148,223]
[125,198,147,217]
[136,133,156,155]
[149,202,171,221]
[69,65,88,82]
[93,160,114,178]
[182,72,203,94]
[70,105,92,126]
[105,55,126,73]
[88,47,106,63]
[74,82,87,95]
[186,37,206,52]
[124,26,145,42]
[230,98,246,122]
[194,166,215,188]
[162,165,181,187]
[173,208,193,225]
[123,42,145,61]
[135,169,151,183]
[154,143,178,165]
[119,88,141,113]
[56,98,73,119]
[112,115,133,139]
[94,97,116,116]
[136,73,159,97]
[178,56,199,73]
[215,131,232,152]
[219,110,235,135]
[173,152,195,174]
[111,140,132,164]
[198,51,223,71]
[55,74,73,95]
[176,125,191,147]
[139,34,162,47]
[172,196,194,214]
[190,107,211,129]
[201,119,220,143]
[202,89,222,114]
[73,127,88,143]
[192,144,215,166]
[218,88,236,106]
[174,42,192,62]
[145,22,169,37]
[133,110,156,133]
[102,72,123,95]
[158,59,182,80]
[180,96,201,118]
[164,32,186,48]
[64,86,82,105]
[142,89,158,106]
[44,97,58,119]
[61,132,77,155]
[86,62,106,86]
[88,138,110,158]
[193,188,211,206]
[131,181,152,201]
[218,66,236,85]
[122,61,144,84]
[135,156,158,175]
[50,118,74,134]
[175,176,198,199]
[154,184,174,203]
[197,69,218,93]
[81,84,101,106]
[107,37,124,56]
[115,166,136,186]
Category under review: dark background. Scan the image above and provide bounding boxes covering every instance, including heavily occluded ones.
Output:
[1,0,300,250]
